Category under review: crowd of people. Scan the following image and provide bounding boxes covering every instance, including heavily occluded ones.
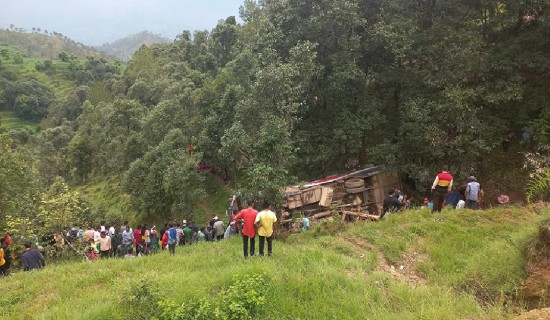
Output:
[1,167,486,276]
[0,199,280,276]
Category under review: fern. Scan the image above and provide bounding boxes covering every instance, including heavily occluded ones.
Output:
[527,168,550,204]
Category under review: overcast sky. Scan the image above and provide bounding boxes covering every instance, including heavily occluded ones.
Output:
[0,0,244,45]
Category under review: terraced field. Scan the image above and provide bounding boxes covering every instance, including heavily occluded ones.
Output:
[1,56,76,100]
[0,110,39,131]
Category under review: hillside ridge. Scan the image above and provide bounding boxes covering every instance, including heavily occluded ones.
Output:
[96,30,171,61]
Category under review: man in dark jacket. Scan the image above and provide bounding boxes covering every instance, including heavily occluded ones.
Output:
[382,189,403,219]
[22,242,46,271]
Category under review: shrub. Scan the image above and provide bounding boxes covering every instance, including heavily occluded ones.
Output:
[527,168,550,204]
[156,272,268,320]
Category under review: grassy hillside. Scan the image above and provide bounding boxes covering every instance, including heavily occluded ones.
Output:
[0,111,39,131]
[1,48,78,100]
[0,29,107,60]
[2,206,548,319]
[76,175,232,226]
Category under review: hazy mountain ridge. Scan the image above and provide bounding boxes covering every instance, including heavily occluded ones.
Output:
[0,29,106,60]
[96,31,171,61]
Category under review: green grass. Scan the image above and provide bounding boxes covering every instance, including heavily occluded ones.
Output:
[0,110,39,131]
[1,54,77,100]
[76,175,232,227]
[194,176,233,225]
[75,177,139,225]
[3,206,548,319]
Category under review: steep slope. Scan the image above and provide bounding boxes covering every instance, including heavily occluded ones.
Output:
[2,206,548,319]
[96,31,170,61]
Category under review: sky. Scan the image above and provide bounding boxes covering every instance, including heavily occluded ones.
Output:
[0,0,244,45]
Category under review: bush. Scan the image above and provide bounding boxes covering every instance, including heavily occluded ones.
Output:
[156,272,268,320]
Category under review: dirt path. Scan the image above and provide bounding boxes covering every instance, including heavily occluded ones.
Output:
[340,236,427,285]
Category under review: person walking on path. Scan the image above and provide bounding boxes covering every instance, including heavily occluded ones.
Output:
[234,199,259,258]
[98,231,112,258]
[465,176,481,210]
[168,223,177,255]
[431,165,453,213]
[22,242,46,271]
[255,200,278,257]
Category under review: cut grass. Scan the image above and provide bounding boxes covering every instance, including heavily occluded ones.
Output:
[2,206,548,319]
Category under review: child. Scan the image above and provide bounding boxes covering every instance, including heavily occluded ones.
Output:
[85,241,99,261]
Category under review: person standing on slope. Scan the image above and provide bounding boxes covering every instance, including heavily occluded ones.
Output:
[465,176,481,210]
[255,200,278,257]
[168,223,177,255]
[22,242,46,271]
[431,165,453,213]
[234,199,259,258]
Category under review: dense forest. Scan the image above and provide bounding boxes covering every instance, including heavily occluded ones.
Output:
[1,0,549,241]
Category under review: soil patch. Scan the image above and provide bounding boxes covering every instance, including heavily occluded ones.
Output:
[519,219,550,309]
[515,308,550,320]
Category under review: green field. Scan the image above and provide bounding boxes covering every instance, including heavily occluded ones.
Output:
[0,111,39,131]
[2,206,548,319]
[1,44,78,100]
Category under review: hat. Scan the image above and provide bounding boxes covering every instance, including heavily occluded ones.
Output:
[469,176,476,181]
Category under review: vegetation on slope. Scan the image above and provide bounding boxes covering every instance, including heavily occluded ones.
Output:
[0,49,77,100]
[0,111,39,131]
[96,31,171,61]
[0,28,106,60]
[2,206,548,320]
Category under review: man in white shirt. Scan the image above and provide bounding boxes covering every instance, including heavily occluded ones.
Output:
[98,231,111,258]
[108,223,116,238]
[465,176,481,210]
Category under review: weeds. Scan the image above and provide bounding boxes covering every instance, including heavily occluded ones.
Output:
[156,272,268,320]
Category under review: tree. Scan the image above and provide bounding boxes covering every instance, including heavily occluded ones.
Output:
[13,79,55,121]
[67,134,93,184]
[124,129,205,221]
[59,51,70,62]
[0,136,38,233]
[13,52,23,64]
[0,49,9,60]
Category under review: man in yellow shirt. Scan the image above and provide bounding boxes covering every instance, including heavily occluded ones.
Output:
[255,200,277,256]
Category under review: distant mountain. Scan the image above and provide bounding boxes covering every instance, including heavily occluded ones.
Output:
[96,31,171,61]
[0,29,107,60]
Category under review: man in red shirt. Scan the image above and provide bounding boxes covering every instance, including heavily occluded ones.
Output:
[431,165,454,213]
[234,199,258,258]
